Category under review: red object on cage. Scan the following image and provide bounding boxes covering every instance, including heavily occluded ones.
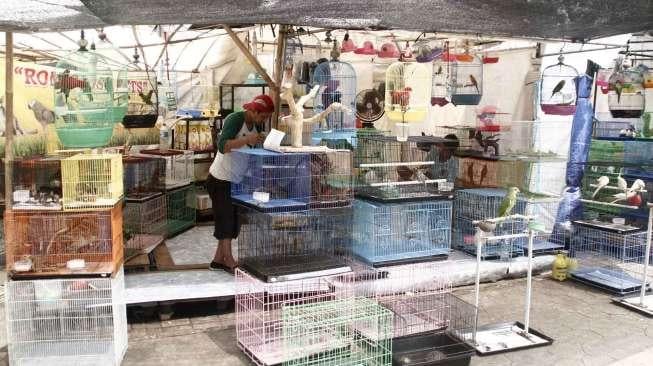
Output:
[483,56,499,64]
[391,87,412,107]
[5,203,124,278]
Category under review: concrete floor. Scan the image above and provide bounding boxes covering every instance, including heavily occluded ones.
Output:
[119,275,653,366]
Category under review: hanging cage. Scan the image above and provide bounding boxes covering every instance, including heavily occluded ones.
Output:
[449,50,483,106]
[431,52,452,107]
[385,62,432,123]
[311,61,357,131]
[608,60,645,118]
[122,71,159,128]
[176,73,219,118]
[53,49,128,148]
[540,55,578,115]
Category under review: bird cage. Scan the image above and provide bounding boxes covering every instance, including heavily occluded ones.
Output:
[592,113,640,140]
[354,135,457,201]
[539,55,578,115]
[177,73,219,118]
[311,61,357,131]
[385,62,431,125]
[122,71,158,128]
[61,153,123,211]
[164,184,195,237]
[10,156,62,210]
[4,203,123,278]
[452,215,533,260]
[237,206,352,283]
[476,106,511,133]
[449,50,483,106]
[309,150,353,208]
[282,297,393,366]
[230,149,311,212]
[588,140,625,162]
[122,155,165,197]
[54,49,127,148]
[608,61,645,118]
[431,54,452,107]
[123,193,166,254]
[352,198,452,267]
[6,268,127,366]
[570,221,649,294]
[236,269,342,366]
[173,119,213,151]
[137,149,194,189]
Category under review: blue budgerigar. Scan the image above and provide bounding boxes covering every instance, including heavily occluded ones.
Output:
[498,187,520,218]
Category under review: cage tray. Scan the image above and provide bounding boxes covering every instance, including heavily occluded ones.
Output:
[474,322,553,355]
[570,267,645,294]
[125,192,164,203]
[232,194,308,212]
[573,220,643,234]
[392,332,474,366]
[241,254,351,283]
[518,239,565,255]
[612,294,653,317]
[353,245,449,268]
[11,202,62,210]
[458,245,523,261]
[355,192,454,204]
[10,262,116,280]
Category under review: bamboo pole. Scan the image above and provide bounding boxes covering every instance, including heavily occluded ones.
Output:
[5,32,14,207]
[222,25,276,90]
[272,25,288,129]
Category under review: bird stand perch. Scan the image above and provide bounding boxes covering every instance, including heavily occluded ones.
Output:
[279,81,346,148]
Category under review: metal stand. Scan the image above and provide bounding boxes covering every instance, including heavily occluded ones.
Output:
[472,214,554,355]
[613,203,653,316]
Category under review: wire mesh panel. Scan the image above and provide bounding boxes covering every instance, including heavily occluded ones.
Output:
[450,53,482,106]
[352,198,452,267]
[282,297,393,366]
[588,140,625,162]
[123,194,166,254]
[164,184,196,237]
[10,156,63,210]
[137,149,194,189]
[431,55,452,107]
[354,135,457,201]
[570,222,650,294]
[452,216,526,259]
[309,150,353,208]
[593,118,638,140]
[122,156,165,197]
[122,71,158,128]
[238,206,352,282]
[312,61,357,131]
[236,269,339,366]
[5,204,123,278]
[61,153,123,211]
[6,268,128,366]
[231,149,311,212]
[176,84,219,118]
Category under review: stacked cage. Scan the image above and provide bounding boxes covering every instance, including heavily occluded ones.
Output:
[164,184,196,237]
[308,149,353,208]
[61,153,123,211]
[453,188,564,258]
[6,269,128,366]
[10,156,63,210]
[570,222,650,294]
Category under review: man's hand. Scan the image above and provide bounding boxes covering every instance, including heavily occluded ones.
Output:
[246,133,264,146]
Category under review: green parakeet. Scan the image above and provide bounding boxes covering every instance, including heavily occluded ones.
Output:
[614,81,623,104]
[498,187,520,217]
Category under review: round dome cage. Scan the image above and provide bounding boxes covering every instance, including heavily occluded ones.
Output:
[449,51,483,106]
[311,61,357,131]
[540,55,578,115]
[384,61,431,123]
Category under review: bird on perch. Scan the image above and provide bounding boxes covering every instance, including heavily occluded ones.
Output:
[592,176,610,198]
[550,80,565,100]
[499,187,520,217]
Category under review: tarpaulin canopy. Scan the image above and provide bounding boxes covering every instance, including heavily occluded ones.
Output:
[2,0,652,41]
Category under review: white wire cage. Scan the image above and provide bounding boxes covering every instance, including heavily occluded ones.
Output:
[237,206,352,283]
[311,61,357,131]
[136,149,194,190]
[385,62,432,123]
[176,78,219,118]
[6,268,128,366]
[607,63,645,119]
[570,222,651,294]
[449,52,482,106]
[539,55,578,116]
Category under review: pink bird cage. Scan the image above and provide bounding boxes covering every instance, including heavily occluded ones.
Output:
[540,55,578,116]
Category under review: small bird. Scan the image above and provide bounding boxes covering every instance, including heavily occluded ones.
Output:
[467,162,474,185]
[550,79,565,99]
[613,80,624,104]
[477,220,496,233]
[435,65,443,75]
[617,174,628,192]
[480,164,488,185]
[469,75,480,93]
[612,179,646,203]
[498,187,520,217]
[592,176,610,198]
[139,90,155,106]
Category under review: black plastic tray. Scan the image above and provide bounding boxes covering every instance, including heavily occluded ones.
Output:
[241,254,350,283]
[392,332,474,366]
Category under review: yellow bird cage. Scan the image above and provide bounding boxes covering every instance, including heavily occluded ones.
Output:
[61,153,123,210]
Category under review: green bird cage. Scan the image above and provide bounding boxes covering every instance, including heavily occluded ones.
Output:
[54,41,128,148]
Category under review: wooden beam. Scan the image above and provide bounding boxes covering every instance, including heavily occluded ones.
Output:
[272,25,288,129]
[222,24,276,91]
[5,32,14,206]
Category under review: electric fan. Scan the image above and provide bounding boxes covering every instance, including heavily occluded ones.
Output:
[355,88,385,128]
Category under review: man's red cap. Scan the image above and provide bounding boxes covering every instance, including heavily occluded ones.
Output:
[243,94,274,113]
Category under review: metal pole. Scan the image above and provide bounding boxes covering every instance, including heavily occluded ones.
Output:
[524,229,535,333]
[640,203,653,306]
[272,25,287,130]
[474,228,483,337]
[4,31,14,207]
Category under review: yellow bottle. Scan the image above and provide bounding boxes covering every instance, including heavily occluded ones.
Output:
[552,253,569,281]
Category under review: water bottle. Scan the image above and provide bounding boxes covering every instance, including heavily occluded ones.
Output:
[159,123,171,151]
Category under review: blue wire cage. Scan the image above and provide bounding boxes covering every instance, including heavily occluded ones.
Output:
[311,61,357,131]
[351,198,452,267]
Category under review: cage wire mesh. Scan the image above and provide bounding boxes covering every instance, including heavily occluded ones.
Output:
[449,52,482,106]
[122,71,158,128]
[237,205,352,283]
[311,61,357,131]
[122,156,166,198]
[176,79,219,118]
[607,62,645,119]
[539,55,578,116]
[231,149,311,212]
[4,204,123,277]
[219,84,270,117]
[6,268,128,366]
[61,153,123,211]
[588,140,625,162]
[457,157,525,189]
[592,116,643,140]
[352,198,452,267]
[570,223,651,294]
[137,149,194,190]
[309,150,353,208]
[236,269,339,366]
[431,54,452,107]
[164,184,196,238]
[385,62,431,123]
[281,297,393,366]
[354,135,456,201]
[54,49,127,148]
[123,193,166,255]
[10,156,63,210]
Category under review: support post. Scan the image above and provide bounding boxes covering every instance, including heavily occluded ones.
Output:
[4,32,14,207]
[272,25,288,129]
[640,203,653,306]
[524,229,535,333]
[222,25,276,90]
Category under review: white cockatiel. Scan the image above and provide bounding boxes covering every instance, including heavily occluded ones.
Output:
[612,178,646,203]
[616,174,628,192]
[592,176,610,198]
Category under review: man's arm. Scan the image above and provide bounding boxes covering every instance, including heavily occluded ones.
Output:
[217,115,260,154]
